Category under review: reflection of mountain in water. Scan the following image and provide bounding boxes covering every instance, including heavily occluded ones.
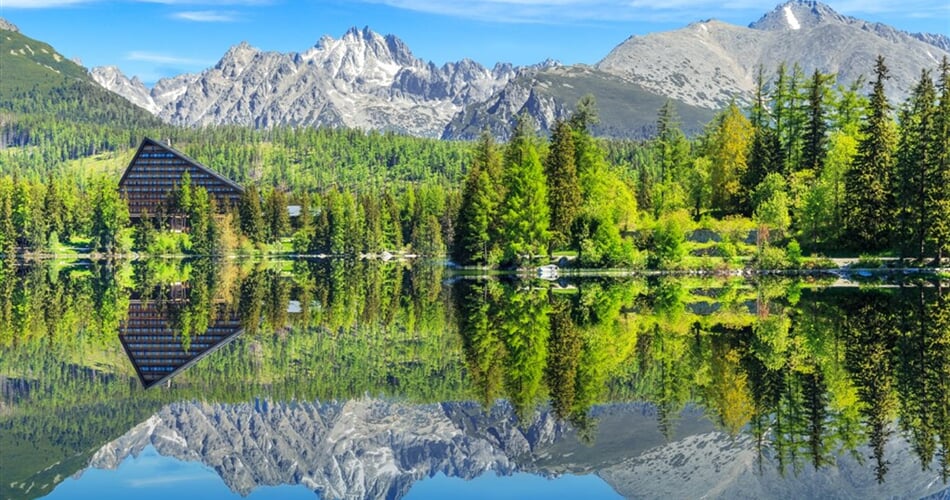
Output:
[88,400,947,500]
[119,285,243,388]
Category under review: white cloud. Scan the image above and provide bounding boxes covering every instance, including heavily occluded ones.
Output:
[171,9,239,21]
[125,51,211,66]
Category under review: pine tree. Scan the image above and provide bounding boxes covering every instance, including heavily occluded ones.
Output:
[0,182,14,257]
[653,100,691,217]
[499,114,550,267]
[845,56,897,251]
[744,67,780,215]
[380,190,403,251]
[569,94,599,135]
[453,131,502,265]
[773,63,807,173]
[544,119,581,252]
[803,69,830,174]
[932,58,950,264]
[239,185,265,245]
[264,188,289,244]
[895,70,937,261]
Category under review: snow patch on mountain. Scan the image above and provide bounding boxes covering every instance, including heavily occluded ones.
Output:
[783,5,801,30]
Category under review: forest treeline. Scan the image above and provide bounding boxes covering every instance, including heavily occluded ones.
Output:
[1,260,948,485]
[0,57,948,267]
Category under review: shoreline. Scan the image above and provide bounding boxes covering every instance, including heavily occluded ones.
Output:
[3,252,947,278]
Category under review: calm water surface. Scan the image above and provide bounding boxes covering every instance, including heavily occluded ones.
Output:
[1,259,948,499]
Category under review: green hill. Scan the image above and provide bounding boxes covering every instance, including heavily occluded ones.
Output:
[0,19,160,128]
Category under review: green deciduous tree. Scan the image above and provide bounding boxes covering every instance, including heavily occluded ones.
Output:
[88,176,129,253]
[707,102,754,215]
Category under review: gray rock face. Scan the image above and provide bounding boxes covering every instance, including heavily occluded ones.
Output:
[84,400,948,500]
[91,3,949,138]
[0,17,19,33]
[596,0,950,109]
[87,399,563,500]
[91,27,516,137]
[599,429,946,499]
[89,66,159,114]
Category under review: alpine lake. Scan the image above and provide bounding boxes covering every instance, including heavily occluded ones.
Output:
[1,258,948,499]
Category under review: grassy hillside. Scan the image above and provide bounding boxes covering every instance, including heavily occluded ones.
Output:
[0,24,160,129]
[0,27,91,93]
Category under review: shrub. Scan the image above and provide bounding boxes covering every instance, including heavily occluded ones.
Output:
[785,239,802,269]
[757,245,789,270]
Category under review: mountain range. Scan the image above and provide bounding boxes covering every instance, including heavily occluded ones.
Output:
[2,0,949,139]
[75,399,947,500]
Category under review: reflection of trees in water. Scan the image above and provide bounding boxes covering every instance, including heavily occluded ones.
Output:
[0,262,948,486]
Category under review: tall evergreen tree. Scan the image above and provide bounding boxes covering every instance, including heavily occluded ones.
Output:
[932,58,950,263]
[453,131,502,265]
[803,69,831,174]
[499,114,550,267]
[239,185,265,245]
[653,100,691,217]
[264,188,290,244]
[569,94,599,135]
[773,63,807,173]
[744,67,781,215]
[544,119,581,252]
[895,70,937,261]
[0,182,14,257]
[845,56,897,251]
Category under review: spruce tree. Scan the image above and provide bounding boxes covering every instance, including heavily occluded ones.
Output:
[895,70,937,261]
[0,183,14,257]
[544,119,581,252]
[499,114,550,267]
[744,67,781,215]
[264,188,289,244]
[453,131,502,265]
[653,100,691,217]
[239,185,265,244]
[844,56,897,251]
[803,69,830,173]
[932,58,950,264]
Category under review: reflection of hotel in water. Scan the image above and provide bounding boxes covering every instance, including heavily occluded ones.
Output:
[119,284,243,389]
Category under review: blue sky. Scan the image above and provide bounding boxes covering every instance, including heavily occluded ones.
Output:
[2,0,948,85]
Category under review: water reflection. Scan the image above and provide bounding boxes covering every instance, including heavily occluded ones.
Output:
[0,260,947,499]
[119,282,243,389]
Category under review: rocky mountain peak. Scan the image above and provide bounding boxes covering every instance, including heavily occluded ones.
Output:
[214,41,262,79]
[0,17,19,33]
[750,1,848,31]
